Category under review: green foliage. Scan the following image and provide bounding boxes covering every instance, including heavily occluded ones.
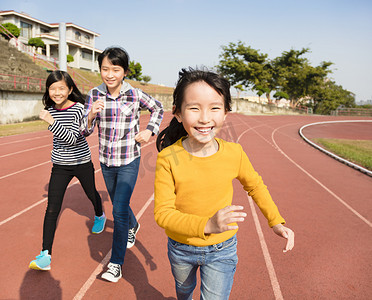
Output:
[0,22,20,39]
[127,61,143,81]
[28,37,45,48]
[217,41,353,114]
[142,75,151,83]
[67,54,74,63]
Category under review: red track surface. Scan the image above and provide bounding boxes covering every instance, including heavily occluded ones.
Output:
[1,113,371,299]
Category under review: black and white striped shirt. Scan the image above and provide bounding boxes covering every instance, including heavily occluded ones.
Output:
[48,102,91,165]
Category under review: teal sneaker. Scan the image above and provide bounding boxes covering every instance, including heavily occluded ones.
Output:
[92,212,106,234]
[29,250,51,271]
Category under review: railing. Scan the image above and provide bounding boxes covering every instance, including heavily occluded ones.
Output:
[331,108,372,117]
[0,72,93,94]
[0,73,45,91]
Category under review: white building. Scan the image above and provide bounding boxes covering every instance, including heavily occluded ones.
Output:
[0,10,102,71]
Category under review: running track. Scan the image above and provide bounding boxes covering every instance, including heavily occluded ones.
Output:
[1,113,371,300]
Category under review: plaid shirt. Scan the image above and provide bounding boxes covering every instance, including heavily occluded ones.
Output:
[81,81,164,167]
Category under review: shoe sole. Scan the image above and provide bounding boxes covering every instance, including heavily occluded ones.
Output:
[127,223,140,249]
[92,218,107,234]
[101,273,121,283]
[29,261,51,271]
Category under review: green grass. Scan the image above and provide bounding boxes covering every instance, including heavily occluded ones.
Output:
[0,120,48,136]
[313,138,372,171]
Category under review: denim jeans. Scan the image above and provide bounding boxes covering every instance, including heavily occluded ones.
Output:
[167,235,238,300]
[100,157,140,265]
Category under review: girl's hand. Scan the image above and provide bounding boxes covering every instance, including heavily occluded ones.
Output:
[39,109,54,125]
[88,99,104,125]
[204,205,246,234]
[272,224,295,253]
[90,99,105,116]
[135,129,152,144]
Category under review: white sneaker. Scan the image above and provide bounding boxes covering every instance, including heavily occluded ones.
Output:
[127,223,140,249]
[101,262,122,283]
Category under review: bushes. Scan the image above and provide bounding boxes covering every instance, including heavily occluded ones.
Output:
[28,37,45,49]
[0,22,20,39]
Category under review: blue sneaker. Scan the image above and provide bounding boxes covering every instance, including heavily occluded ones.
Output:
[92,212,106,234]
[29,250,51,271]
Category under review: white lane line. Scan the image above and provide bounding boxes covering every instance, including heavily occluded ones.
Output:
[272,124,372,228]
[0,169,98,227]
[247,195,284,300]
[0,161,51,180]
[0,144,51,158]
[73,194,154,300]
[236,122,284,300]
[0,144,99,180]
[0,134,50,146]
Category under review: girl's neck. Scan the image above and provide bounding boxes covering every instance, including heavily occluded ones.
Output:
[55,100,74,110]
[182,137,219,157]
[108,84,122,98]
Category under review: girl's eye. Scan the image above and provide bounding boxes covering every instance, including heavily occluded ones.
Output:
[212,107,221,110]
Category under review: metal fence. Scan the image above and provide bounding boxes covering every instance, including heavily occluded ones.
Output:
[331,108,372,117]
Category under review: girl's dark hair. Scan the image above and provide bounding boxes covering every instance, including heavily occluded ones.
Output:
[42,70,85,108]
[156,68,232,152]
[98,46,130,76]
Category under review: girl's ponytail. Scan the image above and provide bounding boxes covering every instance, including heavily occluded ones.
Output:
[156,117,187,152]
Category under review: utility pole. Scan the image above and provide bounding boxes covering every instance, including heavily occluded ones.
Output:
[58,23,67,71]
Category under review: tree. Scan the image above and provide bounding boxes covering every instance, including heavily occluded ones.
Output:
[127,61,143,81]
[0,22,20,39]
[310,80,355,114]
[218,41,276,103]
[273,48,333,108]
[142,75,151,84]
[28,37,45,49]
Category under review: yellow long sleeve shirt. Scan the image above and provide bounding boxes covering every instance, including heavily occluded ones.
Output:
[154,138,285,247]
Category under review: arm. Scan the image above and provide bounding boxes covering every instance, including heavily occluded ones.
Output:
[237,146,285,227]
[48,106,83,145]
[136,91,164,143]
[81,91,103,136]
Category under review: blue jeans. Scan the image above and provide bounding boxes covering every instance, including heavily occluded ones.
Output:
[167,235,238,300]
[100,157,140,265]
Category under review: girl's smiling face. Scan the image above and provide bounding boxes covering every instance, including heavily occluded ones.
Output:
[175,81,227,153]
[100,56,127,97]
[48,80,72,109]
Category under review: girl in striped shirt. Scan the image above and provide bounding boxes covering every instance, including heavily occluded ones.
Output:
[29,70,106,271]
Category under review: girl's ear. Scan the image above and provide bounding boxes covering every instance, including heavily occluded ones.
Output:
[69,88,73,95]
[173,106,182,123]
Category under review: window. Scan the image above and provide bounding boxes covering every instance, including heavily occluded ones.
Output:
[40,28,49,34]
[82,50,92,60]
[84,34,90,44]
[75,31,81,41]
[20,21,32,39]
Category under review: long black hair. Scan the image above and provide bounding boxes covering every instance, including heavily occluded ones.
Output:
[156,68,232,152]
[42,70,85,108]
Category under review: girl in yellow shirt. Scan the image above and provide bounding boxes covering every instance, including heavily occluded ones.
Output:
[154,68,294,299]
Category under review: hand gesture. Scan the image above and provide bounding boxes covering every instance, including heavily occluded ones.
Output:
[272,224,295,253]
[39,109,54,125]
[89,99,104,118]
[204,205,246,234]
[135,129,152,144]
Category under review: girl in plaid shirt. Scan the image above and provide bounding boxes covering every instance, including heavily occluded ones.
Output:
[82,47,164,282]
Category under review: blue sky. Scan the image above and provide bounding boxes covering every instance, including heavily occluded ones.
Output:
[2,0,372,101]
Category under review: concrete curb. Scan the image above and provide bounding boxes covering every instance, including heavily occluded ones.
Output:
[299,120,372,177]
